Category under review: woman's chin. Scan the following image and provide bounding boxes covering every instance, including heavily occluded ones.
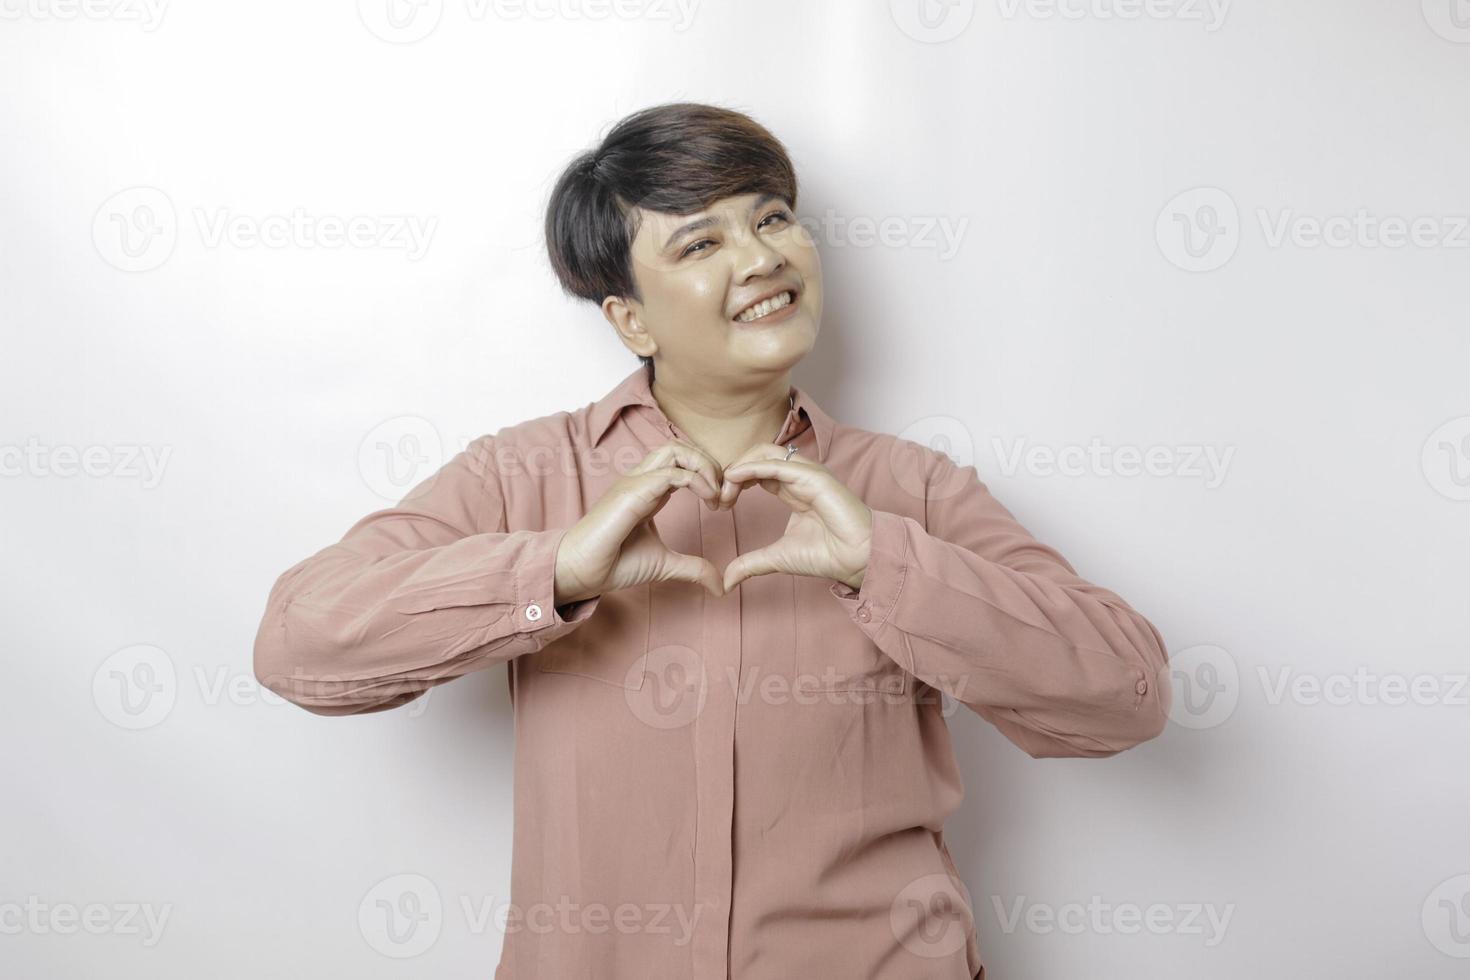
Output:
[731,329,816,371]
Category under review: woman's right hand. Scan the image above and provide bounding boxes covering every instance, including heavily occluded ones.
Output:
[553,439,726,604]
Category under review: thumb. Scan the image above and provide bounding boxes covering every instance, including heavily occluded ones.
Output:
[658,550,725,598]
[722,545,784,594]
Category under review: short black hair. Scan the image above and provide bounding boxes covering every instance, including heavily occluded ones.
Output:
[544,102,800,373]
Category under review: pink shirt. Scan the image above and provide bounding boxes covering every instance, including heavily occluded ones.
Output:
[253,362,1171,979]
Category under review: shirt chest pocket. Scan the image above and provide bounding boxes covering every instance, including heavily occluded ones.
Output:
[535,584,651,691]
[793,577,909,697]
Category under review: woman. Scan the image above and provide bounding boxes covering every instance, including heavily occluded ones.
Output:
[253,102,1171,980]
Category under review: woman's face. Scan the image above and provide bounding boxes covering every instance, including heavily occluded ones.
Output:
[608,191,823,379]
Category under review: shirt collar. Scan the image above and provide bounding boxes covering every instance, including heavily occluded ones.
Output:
[587,362,835,462]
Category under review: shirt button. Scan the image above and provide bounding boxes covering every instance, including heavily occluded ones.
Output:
[526,603,543,622]
[1135,677,1148,696]
[856,605,871,623]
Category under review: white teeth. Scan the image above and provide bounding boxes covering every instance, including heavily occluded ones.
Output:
[736,291,793,322]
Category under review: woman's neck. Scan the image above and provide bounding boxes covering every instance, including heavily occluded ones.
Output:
[649,367,794,467]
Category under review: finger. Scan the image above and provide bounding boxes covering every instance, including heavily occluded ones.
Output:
[722,547,783,592]
[719,469,787,510]
[621,467,720,528]
[720,458,823,509]
[635,441,724,509]
[649,465,720,504]
[717,443,790,509]
[659,550,725,597]
[630,443,717,490]
[722,544,788,593]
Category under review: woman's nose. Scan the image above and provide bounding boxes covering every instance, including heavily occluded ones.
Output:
[730,232,785,280]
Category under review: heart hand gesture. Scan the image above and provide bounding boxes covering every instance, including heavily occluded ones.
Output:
[716,443,873,594]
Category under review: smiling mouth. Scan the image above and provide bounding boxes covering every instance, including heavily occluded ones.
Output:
[734,290,797,323]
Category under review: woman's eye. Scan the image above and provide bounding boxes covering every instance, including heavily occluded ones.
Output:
[680,211,789,257]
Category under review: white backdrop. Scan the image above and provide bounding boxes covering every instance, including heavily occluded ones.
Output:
[4,1,1468,977]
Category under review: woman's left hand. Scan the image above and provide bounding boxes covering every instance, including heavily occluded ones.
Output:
[716,443,872,594]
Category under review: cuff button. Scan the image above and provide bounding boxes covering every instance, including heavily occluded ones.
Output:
[526,603,543,622]
[1135,677,1148,696]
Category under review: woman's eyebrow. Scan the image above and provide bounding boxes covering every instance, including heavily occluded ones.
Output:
[661,193,784,253]
[663,214,719,252]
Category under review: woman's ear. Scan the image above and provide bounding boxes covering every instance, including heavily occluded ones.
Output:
[601,294,657,358]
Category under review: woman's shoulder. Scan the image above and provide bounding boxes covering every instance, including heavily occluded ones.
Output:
[475,404,587,452]
[456,399,609,493]
[827,418,975,484]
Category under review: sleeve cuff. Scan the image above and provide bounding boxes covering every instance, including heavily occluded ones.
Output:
[512,526,601,644]
[827,508,909,634]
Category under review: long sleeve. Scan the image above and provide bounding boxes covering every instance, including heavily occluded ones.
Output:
[252,435,600,717]
[829,447,1172,758]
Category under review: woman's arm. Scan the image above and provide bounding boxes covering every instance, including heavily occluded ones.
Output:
[252,435,599,717]
[829,448,1172,758]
